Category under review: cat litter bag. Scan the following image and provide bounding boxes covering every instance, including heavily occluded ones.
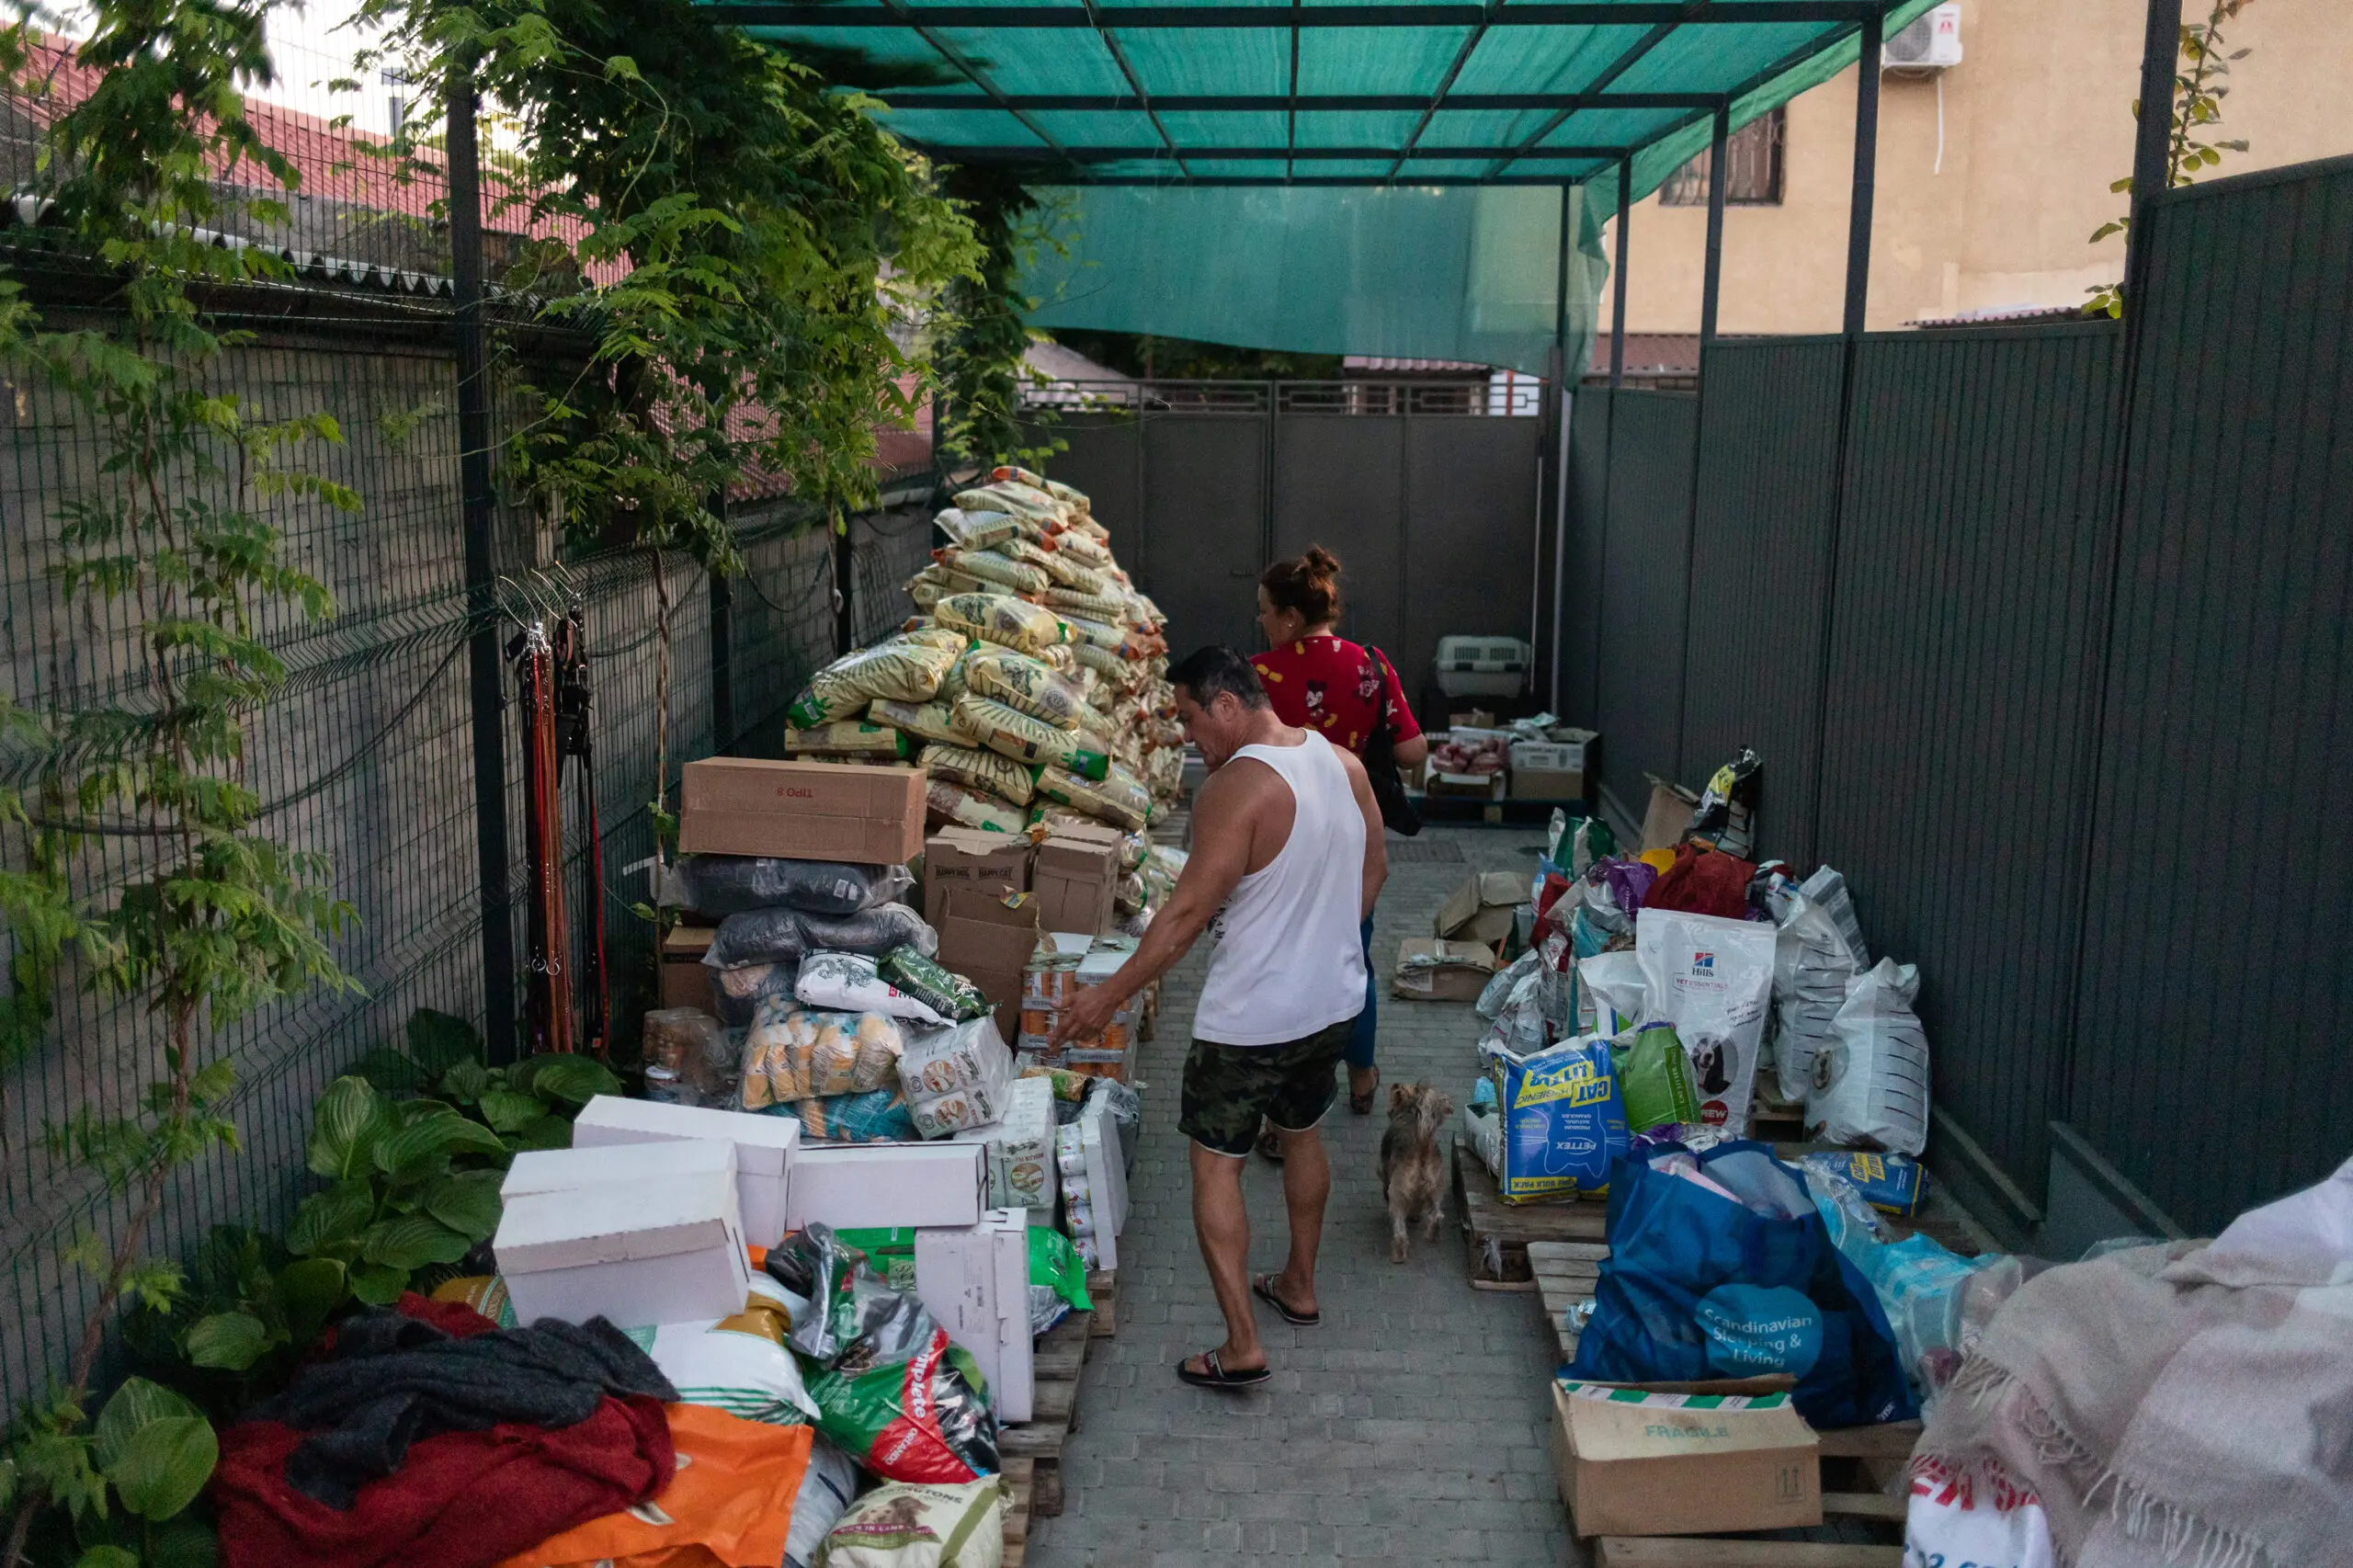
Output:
[934,592,1071,655]
[1635,910,1776,1138]
[1486,1034,1628,1203]
[1807,958,1930,1157]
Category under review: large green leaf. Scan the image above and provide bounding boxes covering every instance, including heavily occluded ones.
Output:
[145,1517,221,1568]
[406,1008,485,1074]
[438,1060,492,1104]
[423,1170,505,1241]
[184,1312,269,1372]
[306,1077,388,1181]
[373,1112,506,1179]
[477,1086,545,1134]
[277,1257,347,1344]
[347,1261,409,1306]
[74,1548,137,1568]
[285,1184,375,1259]
[527,1056,622,1106]
[506,1114,574,1153]
[360,1215,473,1271]
[347,1048,426,1094]
[103,1416,216,1520]
[91,1380,200,1475]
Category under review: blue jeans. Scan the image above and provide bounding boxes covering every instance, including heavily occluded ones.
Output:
[1347,913,1377,1071]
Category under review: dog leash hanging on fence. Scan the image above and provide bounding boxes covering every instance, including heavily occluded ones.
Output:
[508,620,577,1057]
[551,602,609,1062]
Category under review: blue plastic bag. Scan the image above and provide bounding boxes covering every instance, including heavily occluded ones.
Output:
[1490,1036,1628,1203]
[1569,1141,1916,1429]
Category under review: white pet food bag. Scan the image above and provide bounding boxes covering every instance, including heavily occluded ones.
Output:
[1808,958,1930,1156]
[1766,873,1862,1105]
[1634,910,1776,1138]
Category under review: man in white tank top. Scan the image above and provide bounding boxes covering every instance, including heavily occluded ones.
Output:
[1048,646,1387,1391]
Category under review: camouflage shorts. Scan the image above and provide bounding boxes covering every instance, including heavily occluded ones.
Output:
[1178,1017,1357,1156]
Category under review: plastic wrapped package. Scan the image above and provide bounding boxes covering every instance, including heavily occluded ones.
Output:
[933,506,1019,551]
[953,695,1110,780]
[763,1224,996,1483]
[661,857,913,918]
[784,720,910,759]
[793,1086,918,1143]
[870,697,970,749]
[1056,1124,1102,1269]
[787,635,962,726]
[1034,762,1151,831]
[642,1007,737,1107]
[705,906,811,971]
[800,903,938,960]
[964,647,1088,730]
[926,777,1029,835]
[949,1075,1058,1210]
[934,592,1071,654]
[1086,1075,1142,1176]
[898,1017,1017,1137]
[713,961,799,1028]
[739,1001,908,1107]
[922,743,1038,807]
[796,951,953,1025]
[878,946,990,1022]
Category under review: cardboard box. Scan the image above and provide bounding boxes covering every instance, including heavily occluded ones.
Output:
[923,828,1031,928]
[1053,1096,1128,1270]
[500,1137,738,1203]
[660,925,715,1010]
[784,1140,987,1231]
[1031,832,1119,937]
[1550,1380,1819,1538]
[494,1165,754,1328]
[569,1096,801,1248]
[938,888,1043,1041]
[1427,770,1506,801]
[1392,937,1500,1002]
[1510,767,1586,802]
[1641,774,1701,852]
[915,1210,1035,1425]
[1438,870,1529,947]
[678,757,926,865]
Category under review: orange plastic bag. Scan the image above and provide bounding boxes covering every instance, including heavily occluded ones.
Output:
[498,1404,813,1568]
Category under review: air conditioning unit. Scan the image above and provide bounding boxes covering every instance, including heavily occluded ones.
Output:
[1884,2,1963,70]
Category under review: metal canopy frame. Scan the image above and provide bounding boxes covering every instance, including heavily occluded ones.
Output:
[708,0,1921,189]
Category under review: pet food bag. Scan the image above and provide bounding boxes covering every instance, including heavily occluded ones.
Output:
[933,507,1020,552]
[925,778,1026,835]
[765,1225,997,1483]
[1033,762,1151,831]
[922,744,1038,807]
[1577,949,1648,1037]
[664,857,913,918]
[794,1086,919,1143]
[1609,1022,1703,1134]
[1766,870,1865,1104]
[949,1075,1058,1210]
[964,647,1088,730]
[786,720,912,760]
[786,1438,862,1568]
[633,1274,824,1426]
[934,593,1071,655]
[1635,910,1776,1137]
[789,635,962,726]
[1570,1141,1916,1431]
[812,1479,1005,1568]
[947,549,1049,597]
[1807,958,1930,1156]
[952,695,1110,780]
[797,952,954,1026]
[870,698,972,750]
[1486,1035,1628,1203]
[878,947,991,1022]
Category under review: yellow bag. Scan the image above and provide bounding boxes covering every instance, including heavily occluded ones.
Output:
[953,695,1110,781]
[1035,761,1152,831]
[935,593,1072,655]
[788,635,961,726]
[934,506,1020,551]
[1042,585,1128,624]
[869,698,967,749]
[922,743,1039,806]
[903,624,969,653]
[785,720,911,759]
[927,778,1028,835]
[945,549,1049,597]
[965,648,1086,731]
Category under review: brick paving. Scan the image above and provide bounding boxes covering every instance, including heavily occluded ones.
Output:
[1029,825,1584,1568]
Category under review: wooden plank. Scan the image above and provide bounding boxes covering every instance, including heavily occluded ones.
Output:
[1086,1270,1118,1338]
[1813,1421,1922,1461]
[1528,1240,1614,1264]
[1595,1539,1904,1567]
[1820,1493,1908,1523]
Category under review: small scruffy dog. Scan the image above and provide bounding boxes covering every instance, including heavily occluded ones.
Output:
[1379,1081,1454,1263]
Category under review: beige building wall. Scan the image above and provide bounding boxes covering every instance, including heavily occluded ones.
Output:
[1612,0,2353,335]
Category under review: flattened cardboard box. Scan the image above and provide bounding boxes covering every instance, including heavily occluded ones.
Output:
[678,756,926,864]
[659,925,715,1010]
[1392,937,1498,1003]
[1640,774,1701,853]
[923,828,1030,928]
[938,889,1043,1040]
[1550,1380,1819,1539]
[1438,870,1529,946]
[1031,834,1119,937]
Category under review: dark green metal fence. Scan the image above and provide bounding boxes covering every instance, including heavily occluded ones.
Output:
[1565,153,2353,1238]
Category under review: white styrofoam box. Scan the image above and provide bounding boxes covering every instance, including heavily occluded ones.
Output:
[949,1077,1057,1210]
[1080,1095,1130,1238]
[1043,931,1095,955]
[494,1166,753,1328]
[500,1137,736,1202]
[785,1140,987,1232]
[569,1096,801,1248]
[915,1209,1034,1424]
[1510,739,1587,773]
[1435,636,1530,698]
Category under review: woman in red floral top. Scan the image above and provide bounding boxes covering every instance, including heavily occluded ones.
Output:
[1250,547,1427,1124]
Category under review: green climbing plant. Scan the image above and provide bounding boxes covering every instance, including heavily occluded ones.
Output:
[934,165,1063,473]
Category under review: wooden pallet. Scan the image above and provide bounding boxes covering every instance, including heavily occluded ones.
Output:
[1527,1239,1610,1361]
[999,1303,1094,1539]
[1584,1422,1923,1568]
[1749,1092,1809,1142]
[1452,1140,1608,1290]
[1085,1269,1117,1338]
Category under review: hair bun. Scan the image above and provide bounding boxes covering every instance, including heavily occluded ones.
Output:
[1302,545,1343,580]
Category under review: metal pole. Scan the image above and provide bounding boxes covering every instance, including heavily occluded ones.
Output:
[1843,13,1883,335]
[448,60,517,1063]
[1609,157,1630,389]
[1699,100,1729,347]
[833,512,856,654]
[1548,184,1574,712]
[708,491,733,753]
[2124,0,2183,309]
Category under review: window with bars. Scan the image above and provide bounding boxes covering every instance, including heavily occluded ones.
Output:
[1659,108,1786,206]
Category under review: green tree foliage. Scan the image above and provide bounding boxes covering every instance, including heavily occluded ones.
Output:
[934,165,1060,472]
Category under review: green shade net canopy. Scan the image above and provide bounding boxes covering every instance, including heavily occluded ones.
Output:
[702,0,1938,373]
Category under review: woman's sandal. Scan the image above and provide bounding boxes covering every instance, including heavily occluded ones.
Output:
[1348,1064,1381,1116]
[1176,1348,1270,1390]
[1252,1274,1321,1326]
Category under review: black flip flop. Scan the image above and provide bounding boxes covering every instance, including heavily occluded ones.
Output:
[1253,1274,1322,1327]
[1348,1065,1381,1116]
[1176,1348,1270,1391]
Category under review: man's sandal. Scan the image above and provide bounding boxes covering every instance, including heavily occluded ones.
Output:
[1176,1348,1270,1390]
[1253,1274,1321,1326]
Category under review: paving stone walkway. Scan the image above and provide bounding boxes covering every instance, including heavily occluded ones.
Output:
[1030,825,1583,1567]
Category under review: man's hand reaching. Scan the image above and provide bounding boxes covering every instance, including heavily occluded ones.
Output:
[1044,981,1123,1052]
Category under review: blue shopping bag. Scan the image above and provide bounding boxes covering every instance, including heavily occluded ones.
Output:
[1567,1140,1917,1429]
